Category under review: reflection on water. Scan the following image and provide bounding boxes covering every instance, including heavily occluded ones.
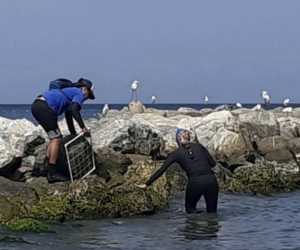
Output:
[178,213,221,240]
[1,191,300,249]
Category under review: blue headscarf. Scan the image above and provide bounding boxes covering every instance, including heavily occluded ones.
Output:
[176,128,186,145]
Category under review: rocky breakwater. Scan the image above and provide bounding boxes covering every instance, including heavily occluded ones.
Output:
[1,102,300,227]
[91,102,300,195]
[0,108,185,226]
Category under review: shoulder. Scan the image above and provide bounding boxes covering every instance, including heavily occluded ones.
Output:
[169,147,182,158]
[191,142,204,149]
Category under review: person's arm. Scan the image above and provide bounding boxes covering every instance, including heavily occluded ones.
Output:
[145,152,178,186]
[202,146,216,168]
[70,102,85,129]
[70,92,90,136]
[65,110,76,135]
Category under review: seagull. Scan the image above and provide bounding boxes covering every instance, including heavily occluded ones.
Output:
[283,98,290,106]
[261,91,270,108]
[204,96,209,104]
[102,104,109,117]
[236,103,242,108]
[252,104,261,111]
[282,107,293,120]
[151,95,156,104]
[130,80,139,102]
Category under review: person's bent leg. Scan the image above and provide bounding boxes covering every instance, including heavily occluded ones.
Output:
[47,128,62,167]
[185,179,203,214]
[31,99,69,184]
[46,129,69,184]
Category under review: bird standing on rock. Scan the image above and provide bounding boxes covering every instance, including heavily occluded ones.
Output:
[252,104,261,111]
[261,91,270,108]
[102,104,109,118]
[236,103,242,108]
[151,95,156,104]
[282,107,293,120]
[204,96,209,104]
[283,98,290,106]
[130,80,139,102]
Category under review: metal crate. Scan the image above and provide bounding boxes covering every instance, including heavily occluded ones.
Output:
[64,129,96,182]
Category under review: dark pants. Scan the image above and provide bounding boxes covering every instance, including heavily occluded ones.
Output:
[31,99,62,140]
[185,174,219,213]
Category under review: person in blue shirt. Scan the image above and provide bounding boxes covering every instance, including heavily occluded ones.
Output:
[31,78,95,184]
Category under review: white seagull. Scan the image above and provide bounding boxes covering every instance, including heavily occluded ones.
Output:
[261,91,270,108]
[282,107,293,120]
[204,96,209,104]
[102,104,109,117]
[236,103,242,108]
[252,104,262,111]
[130,80,140,102]
[151,95,156,104]
[283,98,290,106]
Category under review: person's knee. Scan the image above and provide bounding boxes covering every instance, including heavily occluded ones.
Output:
[47,128,62,141]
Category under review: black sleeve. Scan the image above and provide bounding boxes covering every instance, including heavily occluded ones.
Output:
[203,146,216,168]
[145,152,178,186]
[65,110,76,135]
[70,102,85,129]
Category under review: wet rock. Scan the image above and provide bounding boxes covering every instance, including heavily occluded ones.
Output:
[0,158,186,223]
[2,105,300,223]
[216,161,300,195]
[95,147,132,176]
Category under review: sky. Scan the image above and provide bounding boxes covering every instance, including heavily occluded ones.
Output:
[0,0,299,104]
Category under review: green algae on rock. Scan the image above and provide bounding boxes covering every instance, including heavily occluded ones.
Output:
[0,236,30,243]
[0,160,178,223]
[1,156,300,224]
[214,162,300,195]
[4,218,53,233]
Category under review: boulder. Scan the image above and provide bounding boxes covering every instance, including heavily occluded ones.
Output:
[2,105,300,224]
[128,101,145,114]
[0,159,188,223]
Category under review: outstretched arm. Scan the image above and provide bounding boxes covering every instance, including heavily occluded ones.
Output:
[142,152,177,187]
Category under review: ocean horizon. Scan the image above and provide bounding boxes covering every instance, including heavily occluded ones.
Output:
[0,102,298,125]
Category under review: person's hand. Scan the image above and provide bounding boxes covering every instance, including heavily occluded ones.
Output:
[134,183,147,189]
[82,127,91,137]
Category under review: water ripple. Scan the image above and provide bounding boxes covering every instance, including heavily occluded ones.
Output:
[2,190,300,249]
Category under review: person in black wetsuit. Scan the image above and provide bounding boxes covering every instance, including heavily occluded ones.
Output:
[135,128,219,214]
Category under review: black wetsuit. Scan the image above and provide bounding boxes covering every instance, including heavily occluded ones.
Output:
[145,143,219,213]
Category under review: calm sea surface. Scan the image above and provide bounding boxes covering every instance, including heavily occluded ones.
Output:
[1,103,299,124]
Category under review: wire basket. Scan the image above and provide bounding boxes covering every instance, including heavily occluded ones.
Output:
[64,129,96,182]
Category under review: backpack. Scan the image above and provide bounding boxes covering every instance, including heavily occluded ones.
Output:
[48,78,84,102]
[49,78,84,90]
